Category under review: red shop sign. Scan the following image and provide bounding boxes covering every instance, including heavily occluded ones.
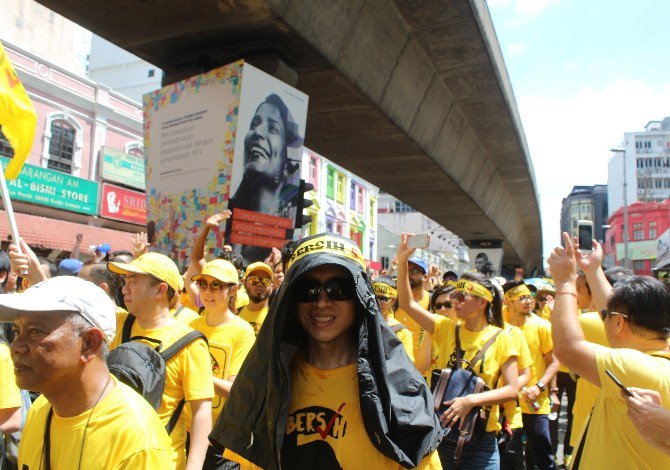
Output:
[100,183,147,225]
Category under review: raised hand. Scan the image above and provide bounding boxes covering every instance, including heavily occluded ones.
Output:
[205,210,232,229]
[131,231,150,257]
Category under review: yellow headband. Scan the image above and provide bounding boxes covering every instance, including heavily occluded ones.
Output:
[287,235,367,272]
[372,282,397,298]
[504,284,531,301]
[455,279,493,303]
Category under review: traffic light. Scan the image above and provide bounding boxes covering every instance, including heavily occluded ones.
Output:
[294,179,314,228]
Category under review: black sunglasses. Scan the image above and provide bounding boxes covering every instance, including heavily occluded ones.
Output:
[433,301,452,310]
[599,309,629,321]
[294,277,356,303]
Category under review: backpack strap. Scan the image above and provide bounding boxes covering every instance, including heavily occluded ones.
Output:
[390,323,407,334]
[159,330,208,435]
[122,314,135,343]
[455,324,463,362]
[470,329,503,370]
[172,306,185,319]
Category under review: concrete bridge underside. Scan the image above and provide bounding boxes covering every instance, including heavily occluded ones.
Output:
[36,0,543,269]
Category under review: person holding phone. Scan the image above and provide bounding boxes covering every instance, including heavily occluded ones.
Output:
[621,387,670,456]
[396,233,520,469]
[547,232,670,469]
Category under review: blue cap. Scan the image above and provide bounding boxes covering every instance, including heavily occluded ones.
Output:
[58,258,83,276]
[99,243,111,254]
[408,258,428,274]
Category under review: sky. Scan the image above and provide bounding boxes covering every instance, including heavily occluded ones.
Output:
[486,0,670,263]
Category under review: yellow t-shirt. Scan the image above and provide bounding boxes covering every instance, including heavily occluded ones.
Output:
[386,315,414,362]
[538,304,552,321]
[171,305,200,325]
[281,354,441,469]
[110,314,214,469]
[238,304,269,336]
[393,290,430,358]
[18,376,172,469]
[570,311,609,448]
[573,346,670,470]
[188,313,255,424]
[0,343,21,410]
[514,314,553,414]
[432,316,517,432]
[501,323,533,429]
[179,291,199,313]
[235,286,250,310]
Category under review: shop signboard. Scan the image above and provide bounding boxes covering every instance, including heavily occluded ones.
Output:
[616,239,658,261]
[100,146,145,190]
[100,183,146,225]
[0,157,98,215]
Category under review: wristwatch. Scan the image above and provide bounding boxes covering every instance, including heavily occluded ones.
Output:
[536,381,546,392]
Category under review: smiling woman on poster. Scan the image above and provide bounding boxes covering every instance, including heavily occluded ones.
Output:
[228,93,302,262]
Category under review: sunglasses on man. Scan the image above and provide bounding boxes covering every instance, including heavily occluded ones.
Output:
[196,279,235,293]
[247,275,272,287]
[599,309,629,321]
[294,277,356,303]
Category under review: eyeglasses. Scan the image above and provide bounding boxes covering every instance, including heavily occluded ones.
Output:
[196,279,234,293]
[294,277,356,303]
[518,295,533,303]
[537,296,548,302]
[247,275,272,287]
[599,309,629,321]
[409,268,424,276]
[376,296,393,303]
[433,301,452,310]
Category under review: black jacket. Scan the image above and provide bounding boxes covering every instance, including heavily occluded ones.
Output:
[211,233,442,469]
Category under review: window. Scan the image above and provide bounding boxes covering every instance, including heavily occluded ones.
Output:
[147,69,155,78]
[633,230,644,240]
[650,221,657,227]
[633,222,643,229]
[47,120,75,173]
[309,156,318,189]
[633,260,646,272]
[326,166,334,199]
[325,218,334,233]
[350,183,357,210]
[394,201,413,213]
[369,198,376,227]
[336,173,346,204]
[0,126,13,158]
[649,228,657,239]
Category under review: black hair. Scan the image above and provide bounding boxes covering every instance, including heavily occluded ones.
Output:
[281,239,299,272]
[604,266,634,288]
[431,285,455,310]
[83,263,125,308]
[442,271,458,281]
[0,251,10,289]
[218,252,244,272]
[462,272,503,327]
[259,94,298,152]
[607,276,670,338]
[37,257,57,279]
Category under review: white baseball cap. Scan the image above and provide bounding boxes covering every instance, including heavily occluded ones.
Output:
[0,276,116,344]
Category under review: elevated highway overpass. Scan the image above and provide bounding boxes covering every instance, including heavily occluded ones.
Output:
[36,0,543,270]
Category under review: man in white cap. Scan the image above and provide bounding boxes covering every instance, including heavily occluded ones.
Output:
[0,276,172,469]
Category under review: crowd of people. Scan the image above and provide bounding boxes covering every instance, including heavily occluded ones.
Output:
[0,216,668,470]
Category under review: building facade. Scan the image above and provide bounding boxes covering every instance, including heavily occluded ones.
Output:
[608,118,670,216]
[560,185,609,243]
[0,41,145,255]
[300,148,379,267]
[604,199,670,275]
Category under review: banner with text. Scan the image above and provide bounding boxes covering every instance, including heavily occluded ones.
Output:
[100,146,145,190]
[0,157,98,215]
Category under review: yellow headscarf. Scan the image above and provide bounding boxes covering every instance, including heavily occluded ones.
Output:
[455,279,493,303]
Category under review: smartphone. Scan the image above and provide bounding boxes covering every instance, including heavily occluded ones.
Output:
[605,369,634,397]
[577,220,594,253]
[408,234,430,250]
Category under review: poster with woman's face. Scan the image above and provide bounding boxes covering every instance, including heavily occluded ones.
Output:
[230,64,309,221]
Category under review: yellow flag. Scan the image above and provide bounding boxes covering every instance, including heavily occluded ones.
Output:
[0,41,36,180]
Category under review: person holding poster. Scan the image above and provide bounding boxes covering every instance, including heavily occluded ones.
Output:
[228,94,302,264]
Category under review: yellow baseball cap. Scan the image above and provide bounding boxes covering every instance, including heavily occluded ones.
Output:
[193,259,239,284]
[243,261,273,280]
[108,252,183,293]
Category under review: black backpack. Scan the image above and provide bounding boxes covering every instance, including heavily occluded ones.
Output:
[107,315,207,434]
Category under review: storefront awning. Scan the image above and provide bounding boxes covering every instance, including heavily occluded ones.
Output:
[0,210,136,253]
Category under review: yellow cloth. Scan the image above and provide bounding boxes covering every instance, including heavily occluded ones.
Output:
[0,41,37,179]
[538,304,552,321]
[432,316,517,432]
[235,286,250,310]
[455,279,493,302]
[18,376,172,469]
[171,305,200,325]
[187,313,255,425]
[372,282,397,298]
[0,343,21,409]
[393,290,430,359]
[110,314,214,469]
[515,314,553,414]
[570,311,608,448]
[238,304,269,336]
[501,323,533,429]
[504,284,531,301]
[178,291,200,314]
[281,354,441,469]
[573,346,670,470]
[386,316,414,362]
